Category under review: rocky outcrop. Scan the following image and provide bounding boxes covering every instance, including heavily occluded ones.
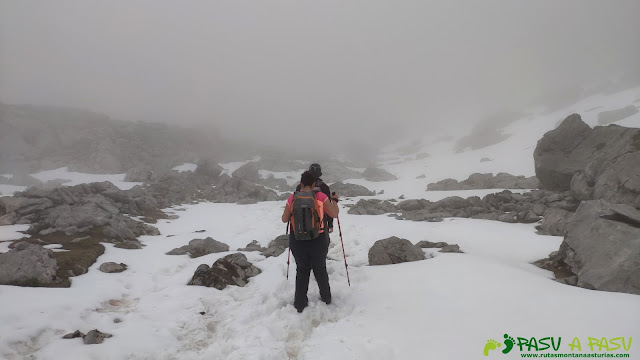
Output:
[537,200,640,295]
[167,237,229,258]
[427,173,539,190]
[231,161,261,182]
[188,253,261,289]
[202,175,285,204]
[368,237,426,265]
[349,189,581,226]
[261,235,289,258]
[361,168,398,182]
[597,106,639,125]
[0,242,60,286]
[534,114,640,207]
[329,181,375,197]
[348,199,399,215]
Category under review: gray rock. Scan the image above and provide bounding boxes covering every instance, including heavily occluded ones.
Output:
[570,171,594,201]
[261,235,289,257]
[195,159,223,179]
[9,172,43,186]
[348,199,399,215]
[0,212,18,225]
[62,330,85,339]
[124,166,153,182]
[559,200,640,295]
[415,241,449,248]
[232,161,261,182]
[187,253,262,289]
[83,329,113,344]
[329,181,375,197]
[361,168,398,182]
[534,114,593,191]
[0,197,54,216]
[167,237,229,258]
[368,236,426,265]
[203,175,283,203]
[538,208,573,236]
[532,203,547,216]
[427,173,539,190]
[98,262,127,273]
[535,114,640,202]
[519,210,541,224]
[427,178,459,191]
[432,196,470,210]
[396,199,430,212]
[592,151,640,206]
[238,240,264,252]
[597,106,639,125]
[497,213,518,223]
[439,244,463,253]
[0,242,59,286]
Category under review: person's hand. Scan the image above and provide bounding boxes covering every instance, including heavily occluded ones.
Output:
[331,192,339,203]
[329,227,334,233]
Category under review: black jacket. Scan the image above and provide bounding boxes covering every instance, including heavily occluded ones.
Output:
[296,178,334,229]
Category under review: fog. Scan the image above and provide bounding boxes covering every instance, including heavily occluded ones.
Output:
[1,0,639,153]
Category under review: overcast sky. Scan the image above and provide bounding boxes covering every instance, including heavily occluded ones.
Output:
[1,0,639,150]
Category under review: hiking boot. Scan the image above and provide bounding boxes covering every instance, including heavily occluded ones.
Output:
[294,302,308,313]
[321,297,331,305]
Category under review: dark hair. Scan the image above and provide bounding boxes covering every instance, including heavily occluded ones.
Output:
[300,171,317,187]
[309,163,322,178]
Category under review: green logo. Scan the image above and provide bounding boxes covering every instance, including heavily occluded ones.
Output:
[483,334,516,356]
[483,335,632,356]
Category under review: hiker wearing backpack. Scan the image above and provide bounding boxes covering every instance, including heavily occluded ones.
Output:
[296,163,335,233]
[282,170,339,313]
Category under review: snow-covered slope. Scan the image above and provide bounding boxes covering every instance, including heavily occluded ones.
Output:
[1,87,639,359]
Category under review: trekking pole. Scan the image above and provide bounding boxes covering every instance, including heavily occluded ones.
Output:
[286,220,291,280]
[336,216,351,286]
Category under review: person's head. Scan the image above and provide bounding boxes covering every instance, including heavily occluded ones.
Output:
[309,163,322,178]
[300,171,316,188]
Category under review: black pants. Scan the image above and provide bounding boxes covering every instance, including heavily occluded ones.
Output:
[289,232,331,307]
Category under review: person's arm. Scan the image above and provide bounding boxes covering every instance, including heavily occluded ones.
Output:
[282,203,292,223]
[323,198,339,218]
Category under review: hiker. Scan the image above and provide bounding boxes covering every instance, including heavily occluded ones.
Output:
[296,163,336,233]
[282,170,339,313]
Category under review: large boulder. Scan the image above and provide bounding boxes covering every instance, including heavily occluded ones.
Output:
[261,234,289,257]
[195,159,223,179]
[534,114,592,191]
[0,242,59,286]
[329,181,375,197]
[537,208,573,236]
[187,253,261,289]
[557,200,640,294]
[534,113,640,205]
[167,237,229,258]
[231,161,261,182]
[361,168,398,182]
[368,236,426,265]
